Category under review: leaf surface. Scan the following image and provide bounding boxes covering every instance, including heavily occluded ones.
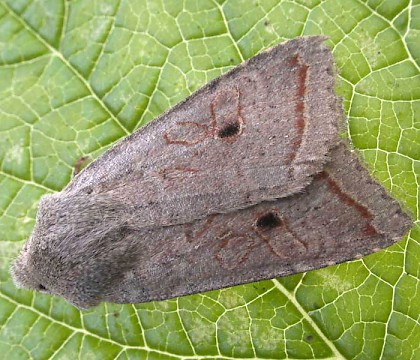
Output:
[0,0,419,359]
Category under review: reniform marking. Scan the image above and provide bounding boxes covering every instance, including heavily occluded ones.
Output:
[256,212,282,230]
[218,122,241,138]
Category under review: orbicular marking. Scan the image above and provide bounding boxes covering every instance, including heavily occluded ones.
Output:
[163,121,209,146]
[184,216,215,243]
[215,232,254,270]
[159,167,199,190]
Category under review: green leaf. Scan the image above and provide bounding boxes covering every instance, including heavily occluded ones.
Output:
[0,0,419,359]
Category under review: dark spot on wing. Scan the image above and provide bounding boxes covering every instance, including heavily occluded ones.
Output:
[256,212,282,230]
[218,122,241,138]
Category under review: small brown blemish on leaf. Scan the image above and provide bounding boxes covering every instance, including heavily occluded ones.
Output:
[305,334,314,342]
[73,156,89,176]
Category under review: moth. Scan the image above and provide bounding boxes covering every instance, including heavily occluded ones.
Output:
[11,36,412,309]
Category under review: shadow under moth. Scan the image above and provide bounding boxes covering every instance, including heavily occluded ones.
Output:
[11,36,412,309]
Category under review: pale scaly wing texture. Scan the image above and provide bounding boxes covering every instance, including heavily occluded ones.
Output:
[105,143,411,305]
[64,37,339,228]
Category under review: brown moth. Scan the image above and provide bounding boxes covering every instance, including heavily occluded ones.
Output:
[11,36,412,309]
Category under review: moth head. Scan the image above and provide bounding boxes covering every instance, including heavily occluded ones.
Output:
[11,192,133,309]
